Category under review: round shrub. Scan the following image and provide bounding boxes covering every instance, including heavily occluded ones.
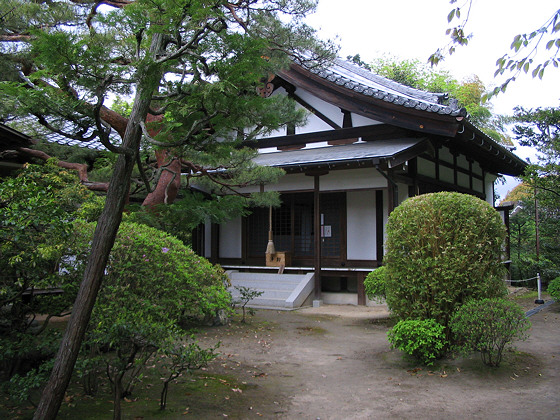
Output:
[450,298,531,367]
[387,319,447,366]
[384,192,507,329]
[364,266,387,303]
[62,221,231,323]
[547,277,560,302]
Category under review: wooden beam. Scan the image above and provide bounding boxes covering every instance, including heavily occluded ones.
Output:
[243,124,411,149]
[314,175,321,300]
[289,92,341,130]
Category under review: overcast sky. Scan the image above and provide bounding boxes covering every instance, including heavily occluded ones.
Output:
[305,0,560,200]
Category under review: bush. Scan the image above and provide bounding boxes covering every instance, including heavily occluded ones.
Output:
[364,266,387,303]
[0,162,95,396]
[450,298,531,367]
[60,221,231,416]
[548,277,560,302]
[387,319,447,366]
[63,221,232,323]
[384,192,507,330]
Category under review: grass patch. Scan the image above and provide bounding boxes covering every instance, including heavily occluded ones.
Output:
[0,356,254,420]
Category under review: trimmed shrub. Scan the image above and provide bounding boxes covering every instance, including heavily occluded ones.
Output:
[364,266,387,303]
[387,319,447,366]
[384,192,507,330]
[60,221,231,416]
[62,221,232,323]
[548,277,560,302]
[450,298,531,367]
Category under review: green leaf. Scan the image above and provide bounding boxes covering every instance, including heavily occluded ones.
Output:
[447,9,456,23]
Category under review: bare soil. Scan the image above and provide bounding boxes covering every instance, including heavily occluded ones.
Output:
[2,294,558,419]
[194,299,560,420]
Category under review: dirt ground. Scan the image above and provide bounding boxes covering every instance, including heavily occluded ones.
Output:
[195,299,560,420]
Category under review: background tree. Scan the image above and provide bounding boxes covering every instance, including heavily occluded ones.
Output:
[430,1,560,99]
[503,106,560,282]
[0,1,336,418]
[361,55,512,145]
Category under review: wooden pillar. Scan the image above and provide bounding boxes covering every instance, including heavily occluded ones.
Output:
[357,272,366,306]
[314,175,321,300]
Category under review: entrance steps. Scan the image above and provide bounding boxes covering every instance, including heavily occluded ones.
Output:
[226,271,315,309]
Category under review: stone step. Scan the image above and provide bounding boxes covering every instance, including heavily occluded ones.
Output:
[230,288,292,300]
[227,270,314,309]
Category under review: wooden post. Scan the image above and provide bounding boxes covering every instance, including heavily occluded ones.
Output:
[314,175,321,300]
[357,272,366,305]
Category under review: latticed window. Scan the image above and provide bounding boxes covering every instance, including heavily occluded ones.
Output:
[246,192,344,262]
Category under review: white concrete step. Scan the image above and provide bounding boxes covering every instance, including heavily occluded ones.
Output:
[227,270,314,309]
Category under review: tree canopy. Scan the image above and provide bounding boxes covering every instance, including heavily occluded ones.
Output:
[0,1,336,418]
[503,106,560,281]
[430,1,560,99]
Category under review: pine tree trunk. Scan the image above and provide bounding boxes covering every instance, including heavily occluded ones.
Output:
[32,33,165,420]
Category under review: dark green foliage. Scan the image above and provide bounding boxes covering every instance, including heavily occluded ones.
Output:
[364,266,387,303]
[0,162,95,390]
[64,221,232,325]
[384,192,507,330]
[158,339,218,410]
[548,277,560,301]
[387,319,447,366]
[234,286,264,323]
[509,107,560,282]
[450,298,531,367]
[126,192,252,246]
[60,221,230,417]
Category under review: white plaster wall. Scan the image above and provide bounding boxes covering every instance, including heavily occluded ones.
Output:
[204,221,212,258]
[472,161,483,176]
[351,113,382,127]
[457,154,470,170]
[417,157,436,178]
[219,217,242,259]
[346,191,376,260]
[473,178,483,194]
[298,110,332,133]
[267,173,315,192]
[439,147,454,164]
[457,171,470,189]
[240,168,389,194]
[485,174,497,205]
[440,165,454,184]
[320,168,387,191]
[295,88,345,130]
[397,182,409,206]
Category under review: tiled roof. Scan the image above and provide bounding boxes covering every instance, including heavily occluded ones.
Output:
[254,138,423,169]
[305,58,466,117]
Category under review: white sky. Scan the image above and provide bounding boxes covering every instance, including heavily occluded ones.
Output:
[305,0,560,200]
